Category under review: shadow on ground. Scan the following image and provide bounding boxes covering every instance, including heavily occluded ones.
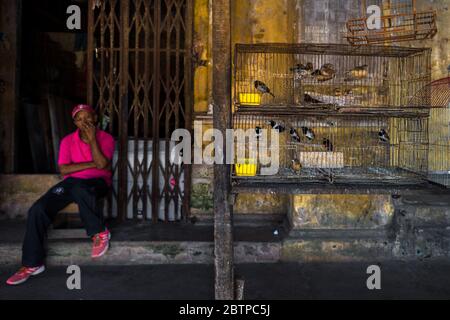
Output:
[1,260,450,300]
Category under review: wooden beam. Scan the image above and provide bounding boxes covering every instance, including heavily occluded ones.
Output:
[0,0,21,173]
[212,0,234,300]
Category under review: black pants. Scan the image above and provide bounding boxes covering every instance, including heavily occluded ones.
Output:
[22,177,109,267]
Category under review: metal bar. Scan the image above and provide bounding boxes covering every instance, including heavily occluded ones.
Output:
[164,0,171,222]
[87,0,94,106]
[142,0,151,221]
[117,0,130,222]
[152,0,161,223]
[212,0,234,300]
[183,0,194,222]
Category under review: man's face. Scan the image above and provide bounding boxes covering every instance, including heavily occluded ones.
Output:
[74,110,97,130]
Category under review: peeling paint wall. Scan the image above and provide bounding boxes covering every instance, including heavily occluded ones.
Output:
[300,0,359,43]
[405,0,450,80]
[289,195,395,229]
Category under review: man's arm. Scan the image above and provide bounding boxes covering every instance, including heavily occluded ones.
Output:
[83,122,111,170]
[89,139,110,169]
[59,162,97,176]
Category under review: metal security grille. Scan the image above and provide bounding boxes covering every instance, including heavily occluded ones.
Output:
[87,0,193,222]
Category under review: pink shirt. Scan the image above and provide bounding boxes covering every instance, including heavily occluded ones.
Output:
[58,129,115,186]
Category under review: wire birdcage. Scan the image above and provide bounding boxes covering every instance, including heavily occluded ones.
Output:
[231,110,430,186]
[231,43,449,189]
[234,43,431,109]
[346,0,437,46]
[409,77,450,187]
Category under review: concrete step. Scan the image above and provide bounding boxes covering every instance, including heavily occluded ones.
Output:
[0,240,282,266]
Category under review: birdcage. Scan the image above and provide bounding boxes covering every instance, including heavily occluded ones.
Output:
[346,0,437,46]
[409,77,450,187]
[231,43,449,191]
[231,108,431,188]
[234,43,431,109]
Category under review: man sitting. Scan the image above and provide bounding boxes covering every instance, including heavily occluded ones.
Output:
[6,104,115,285]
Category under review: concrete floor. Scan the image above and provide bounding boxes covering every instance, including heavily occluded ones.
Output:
[1,261,450,300]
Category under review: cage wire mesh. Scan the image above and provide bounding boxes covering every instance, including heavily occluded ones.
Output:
[409,77,450,187]
[231,112,429,185]
[234,43,431,109]
[230,43,449,187]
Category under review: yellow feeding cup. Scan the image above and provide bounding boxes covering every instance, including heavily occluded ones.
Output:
[235,158,257,177]
[239,93,261,106]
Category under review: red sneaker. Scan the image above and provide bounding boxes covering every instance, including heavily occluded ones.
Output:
[6,265,45,285]
[91,229,111,258]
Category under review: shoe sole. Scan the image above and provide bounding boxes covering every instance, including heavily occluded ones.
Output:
[92,232,111,259]
[6,265,46,286]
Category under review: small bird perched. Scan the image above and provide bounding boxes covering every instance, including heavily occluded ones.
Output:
[268,120,285,133]
[322,138,334,152]
[254,80,275,98]
[290,62,313,78]
[301,126,315,141]
[312,63,336,82]
[320,63,335,77]
[334,88,343,96]
[255,126,263,140]
[289,128,301,143]
[334,88,352,97]
[378,128,390,143]
[345,64,368,81]
[291,158,302,173]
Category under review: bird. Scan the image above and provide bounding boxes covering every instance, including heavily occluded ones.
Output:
[317,168,334,184]
[254,80,275,98]
[255,126,263,140]
[301,126,315,141]
[304,93,323,104]
[345,64,369,81]
[289,128,301,143]
[268,120,285,133]
[334,88,343,96]
[322,138,334,151]
[290,62,313,77]
[291,158,302,173]
[311,63,336,82]
[378,129,390,143]
[334,88,352,97]
[316,74,335,82]
[320,63,335,77]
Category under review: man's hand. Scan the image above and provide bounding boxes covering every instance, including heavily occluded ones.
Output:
[81,121,97,144]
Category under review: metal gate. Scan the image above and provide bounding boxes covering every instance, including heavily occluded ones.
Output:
[87,0,193,222]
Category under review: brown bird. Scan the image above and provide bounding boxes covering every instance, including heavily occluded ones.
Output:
[312,63,336,82]
[290,62,314,75]
[345,64,368,81]
[291,158,302,173]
